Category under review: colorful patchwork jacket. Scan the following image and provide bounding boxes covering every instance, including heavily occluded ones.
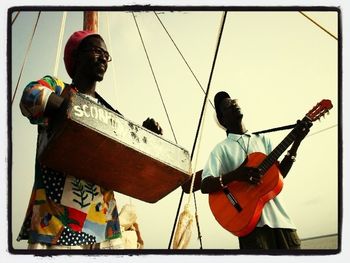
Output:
[17,75,122,246]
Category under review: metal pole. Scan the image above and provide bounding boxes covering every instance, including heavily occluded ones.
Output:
[84,11,98,32]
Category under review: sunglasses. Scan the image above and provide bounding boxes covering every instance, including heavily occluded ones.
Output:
[81,46,112,62]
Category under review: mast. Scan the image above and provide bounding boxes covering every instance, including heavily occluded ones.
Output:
[84,11,98,32]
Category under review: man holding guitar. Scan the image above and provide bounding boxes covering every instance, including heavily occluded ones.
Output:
[201,91,312,250]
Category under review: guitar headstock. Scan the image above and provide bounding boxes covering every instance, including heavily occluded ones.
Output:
[306,99,333,122]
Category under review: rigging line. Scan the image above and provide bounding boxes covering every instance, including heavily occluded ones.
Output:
[11,11,20,25]
[153,11,215,109]
[12,11,41,105]
[154,11,208,248]
[307,124,337,137]
[190,11,227,160]
[193,193,203,249]
[299,11,338,41]
[168,11,228,249]
[132,12,178,143]
[105,12,118,106]
[53,12,67,77]
[253,123,337,136]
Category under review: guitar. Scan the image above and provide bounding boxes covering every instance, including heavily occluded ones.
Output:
[208,99,333,237]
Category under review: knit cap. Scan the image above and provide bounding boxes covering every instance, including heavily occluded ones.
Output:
[64,30,99,78]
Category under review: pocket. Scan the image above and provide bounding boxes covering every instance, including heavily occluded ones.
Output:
[286,229,301,248]
[239,227,269,249]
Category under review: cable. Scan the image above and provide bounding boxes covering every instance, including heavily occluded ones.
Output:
[154,11,214,109]
[307,124,337,137]
[11,11,20,25]
[105,12,119,106]
[190,11,227,161]
[53,12,67,77]
[167,11,228,249]
[132,12,178,143]
[299,11,337,41]
[12,11,41,105]
[154,11,209,248]
[193,192,203,249]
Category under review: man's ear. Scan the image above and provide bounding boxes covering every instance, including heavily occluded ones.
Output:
[214,113,227,130]
[71,49,78,62]
[70,50,79,78]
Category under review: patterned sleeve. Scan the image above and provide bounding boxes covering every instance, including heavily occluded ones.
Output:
[19,75,66,126]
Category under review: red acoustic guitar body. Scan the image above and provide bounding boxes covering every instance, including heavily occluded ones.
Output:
[209,152,283,237]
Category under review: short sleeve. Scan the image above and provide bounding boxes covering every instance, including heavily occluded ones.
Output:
[202,148,223,181]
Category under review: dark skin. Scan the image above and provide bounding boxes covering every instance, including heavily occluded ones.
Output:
[201,97,311,194]
[44,35,162,135]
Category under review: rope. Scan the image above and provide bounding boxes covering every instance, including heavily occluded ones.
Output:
[307,124,337,137]
[299,11,338,40]
[105,12,118,106]
[189,11,227,161]
[167,11,228,249]
[132,12,178,143]
[11,11,20,25]
[193,191,203,248]
[12,11,41,105]
[153,11,214,109]
[153,11,209,248]
[53,12,67,77]
[253,123,337,140]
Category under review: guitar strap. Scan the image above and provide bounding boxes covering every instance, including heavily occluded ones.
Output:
[253,123,296,135]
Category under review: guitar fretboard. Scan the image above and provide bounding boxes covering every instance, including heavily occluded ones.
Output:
[258,130,296,174]
[257,116,310,174]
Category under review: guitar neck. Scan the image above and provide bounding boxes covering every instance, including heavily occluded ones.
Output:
[258,116,309,174]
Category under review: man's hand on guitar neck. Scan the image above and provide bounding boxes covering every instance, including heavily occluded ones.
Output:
[293,119,312,145]
[279,120,312,178]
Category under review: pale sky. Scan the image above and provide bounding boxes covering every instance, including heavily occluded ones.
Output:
[3,1,347,262]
